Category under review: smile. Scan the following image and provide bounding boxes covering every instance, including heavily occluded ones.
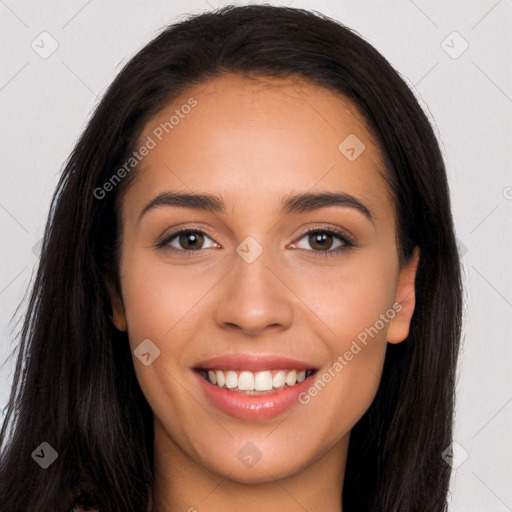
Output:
[193,354,319,420]
[197,368,316,395]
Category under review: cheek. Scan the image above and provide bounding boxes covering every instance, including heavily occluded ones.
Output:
[119,250,222,344]
[289,247,398,408]
[294,269,392,446]
[290,249,399,347]
[118,252,214,422]
[118,250,228,407]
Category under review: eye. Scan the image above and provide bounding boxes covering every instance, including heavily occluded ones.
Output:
[155,227,355,257]
[291,228,354,256]
[156,228,218,252]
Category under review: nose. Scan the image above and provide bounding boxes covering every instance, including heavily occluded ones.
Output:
[213,245,294,337]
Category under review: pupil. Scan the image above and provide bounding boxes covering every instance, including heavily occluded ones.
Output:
[180,232,203,250]
[310,232,332,251]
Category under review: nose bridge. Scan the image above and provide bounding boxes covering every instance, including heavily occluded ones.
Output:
[214,235,294,335]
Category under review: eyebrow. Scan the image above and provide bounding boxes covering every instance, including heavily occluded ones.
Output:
[137,191,373,223]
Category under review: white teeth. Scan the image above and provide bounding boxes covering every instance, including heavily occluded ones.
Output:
[225,370,238,389]
[203,368,312,392]
[272,370,286,388]
[238,371,254,391]
[215,370,225,387]
[285,370,297,386]
[254,371,273,391]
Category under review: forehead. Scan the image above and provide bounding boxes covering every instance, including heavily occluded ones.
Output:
[124,73,391,221]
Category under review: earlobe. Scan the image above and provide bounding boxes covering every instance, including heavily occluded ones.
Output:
[387,246,420,344]
[106,279,128,332]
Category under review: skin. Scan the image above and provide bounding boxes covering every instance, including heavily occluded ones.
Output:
[109,73,419,512]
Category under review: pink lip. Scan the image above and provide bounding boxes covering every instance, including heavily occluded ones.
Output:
[193,354,318,420]
[193,353,316,372]
[194,372,316,420]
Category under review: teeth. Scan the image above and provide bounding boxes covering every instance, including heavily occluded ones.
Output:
[285,370,297,386]
[215,370,225,387]
[225,370,238,389]
[202,368,313,393]
[238,371,254,391]
[272,370,286,388]
[254,371,273,391]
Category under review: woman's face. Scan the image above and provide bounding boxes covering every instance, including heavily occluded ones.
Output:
[111,73,418,485]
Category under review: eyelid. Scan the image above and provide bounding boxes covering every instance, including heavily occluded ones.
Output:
[154,226,220,252]
[291,224,356,247]
[155,224,356,254]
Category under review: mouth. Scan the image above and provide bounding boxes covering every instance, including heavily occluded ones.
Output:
[192,354,319,420]
[195,368,317,395]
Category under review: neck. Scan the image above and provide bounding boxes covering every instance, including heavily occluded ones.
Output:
[150,419,348,512]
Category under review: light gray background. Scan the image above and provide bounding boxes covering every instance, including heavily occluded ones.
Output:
[1,1,511,510]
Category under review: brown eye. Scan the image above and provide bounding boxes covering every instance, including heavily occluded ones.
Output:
[156,229,218,253]
[178,231,205,250]
[291,229,353,257]
[308,232,334,251]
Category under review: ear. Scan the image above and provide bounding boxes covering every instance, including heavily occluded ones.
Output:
[106,279,127,332]
[387,246,420,344]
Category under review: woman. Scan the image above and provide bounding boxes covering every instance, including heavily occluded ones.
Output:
[0,5,462,511]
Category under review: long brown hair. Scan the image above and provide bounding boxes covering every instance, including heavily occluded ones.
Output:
[1,5,462,511]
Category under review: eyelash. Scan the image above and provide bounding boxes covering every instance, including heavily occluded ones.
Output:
[154,226,355,258]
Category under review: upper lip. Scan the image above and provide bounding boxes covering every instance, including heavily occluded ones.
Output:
[193,354,318,372]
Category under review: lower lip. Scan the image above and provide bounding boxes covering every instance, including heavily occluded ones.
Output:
[194,371,315,420]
